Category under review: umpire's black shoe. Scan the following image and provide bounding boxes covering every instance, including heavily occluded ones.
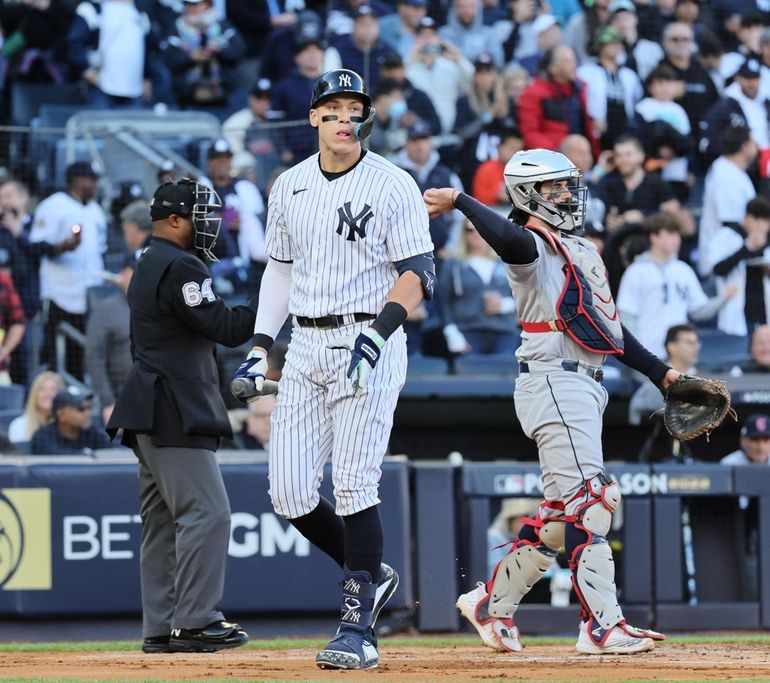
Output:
[168,621,249,653]
[141,635,171,653]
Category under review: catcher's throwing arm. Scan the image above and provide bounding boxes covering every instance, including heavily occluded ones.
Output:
[664,375,737,441]
[230,378,279,401]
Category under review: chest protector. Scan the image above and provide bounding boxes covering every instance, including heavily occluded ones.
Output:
[521,226,624,355]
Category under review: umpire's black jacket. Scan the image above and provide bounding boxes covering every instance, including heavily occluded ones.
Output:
[106,238,257,450]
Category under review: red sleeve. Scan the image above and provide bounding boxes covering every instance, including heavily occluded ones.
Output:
[518,80,558,150]
[471,161,504,205]
[0,271,25,326]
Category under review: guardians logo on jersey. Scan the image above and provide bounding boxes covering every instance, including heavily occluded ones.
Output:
[336,202,374,241]
[0,488,52,590]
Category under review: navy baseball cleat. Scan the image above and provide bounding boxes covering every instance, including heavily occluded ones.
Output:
[316,628,379,670]
[141,635,171,653]
[168,620,248,653]
[373,562,399,626]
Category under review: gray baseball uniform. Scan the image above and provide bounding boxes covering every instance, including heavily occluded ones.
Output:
[506,232,620,515]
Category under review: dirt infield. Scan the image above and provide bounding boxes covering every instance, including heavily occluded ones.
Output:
[2,642,770,682]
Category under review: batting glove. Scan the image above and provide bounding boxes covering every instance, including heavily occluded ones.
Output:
[326,328,386,392]
[233,346,269,392]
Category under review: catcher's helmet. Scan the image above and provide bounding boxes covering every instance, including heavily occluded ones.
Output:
[504,149,587,232]
[310,69,375,139]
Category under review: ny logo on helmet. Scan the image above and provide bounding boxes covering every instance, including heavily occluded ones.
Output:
[339,73,352,87]
[336,202,373,241]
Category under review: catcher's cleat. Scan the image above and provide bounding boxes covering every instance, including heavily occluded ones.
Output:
[168,620,248,653]
[141,635,171,653]
[373,563,399,627]
[316,628,380,670]
[456,582,523,653]
[575,618,663,655]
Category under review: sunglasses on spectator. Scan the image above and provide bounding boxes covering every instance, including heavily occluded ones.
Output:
[668,35,692,42]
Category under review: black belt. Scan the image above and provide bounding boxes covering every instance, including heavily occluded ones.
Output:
[519,360,603,383]
[296,312,376,329]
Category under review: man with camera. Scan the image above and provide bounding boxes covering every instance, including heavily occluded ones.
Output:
[30,161,107,381]
[405,16,473,133]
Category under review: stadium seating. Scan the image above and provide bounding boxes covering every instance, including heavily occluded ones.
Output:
[697,329,750,371]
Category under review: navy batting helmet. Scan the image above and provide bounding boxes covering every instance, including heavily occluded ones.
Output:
[310,69,371,110]
[310,69,376,140]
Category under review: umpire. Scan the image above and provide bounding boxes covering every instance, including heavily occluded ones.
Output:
[107,178,257,654]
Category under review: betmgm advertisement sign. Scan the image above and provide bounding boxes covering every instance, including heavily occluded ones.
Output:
[0,462,410,616]
[0,488,51,591]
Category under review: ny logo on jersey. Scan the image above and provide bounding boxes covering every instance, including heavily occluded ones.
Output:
[339,73,352,87]
[336,201,373,241]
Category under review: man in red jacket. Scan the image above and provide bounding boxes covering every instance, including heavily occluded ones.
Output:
[518,45,600,158]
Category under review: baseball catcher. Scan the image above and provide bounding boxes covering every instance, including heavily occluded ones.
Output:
[425,149,678,655]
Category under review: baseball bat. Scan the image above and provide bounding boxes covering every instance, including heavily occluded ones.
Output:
[230,377,279,400]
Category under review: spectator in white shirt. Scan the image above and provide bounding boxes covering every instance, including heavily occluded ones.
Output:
[635,63,692,203]
[617,211,735,357]
[30,161,107,380]
[578,25,642,150]
[405,16,474,133]
[629,323,700,462]
[708,196,770,336]
[698,124,757,276]
[67,0,150,108]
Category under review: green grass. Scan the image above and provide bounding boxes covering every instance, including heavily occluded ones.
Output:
[0,632,769,652]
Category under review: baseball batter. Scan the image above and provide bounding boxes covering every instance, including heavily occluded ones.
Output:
[425,150,679,655]
[233,69,434,670]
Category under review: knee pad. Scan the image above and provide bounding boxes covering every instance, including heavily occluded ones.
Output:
[488,500,565,618]
[566,474,624,630]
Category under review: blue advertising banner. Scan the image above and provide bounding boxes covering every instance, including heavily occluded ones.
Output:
[0,458,412,617]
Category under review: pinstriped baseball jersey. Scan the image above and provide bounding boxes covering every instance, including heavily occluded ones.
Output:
[266,151,433,317]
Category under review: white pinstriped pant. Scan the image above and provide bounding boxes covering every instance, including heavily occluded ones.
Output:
[268,319,407,518]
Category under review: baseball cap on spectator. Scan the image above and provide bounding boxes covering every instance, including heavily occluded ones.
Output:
[736,57,762,79]
[353,4,377,18]
[52,387,93,416]
[207,138,233,158]
[742,414,770,439]
[474,52,495,70]
[157,159,175,179]
[66,160,100,182]
[416,16,437,32]
[294,11,325,51]
[594,25,624,50]
[251,78,271,97]
[531,14,559,37]
[382,50,404,69]
[407,120,432,140]
[398,0,426,5]
[608,0,636,15]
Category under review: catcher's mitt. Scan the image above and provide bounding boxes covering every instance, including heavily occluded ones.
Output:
[664,375,737,441]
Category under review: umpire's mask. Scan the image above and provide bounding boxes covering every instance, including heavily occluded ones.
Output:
[150,178,223,261]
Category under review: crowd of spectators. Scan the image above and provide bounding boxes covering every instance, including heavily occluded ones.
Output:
[2,0,770,454]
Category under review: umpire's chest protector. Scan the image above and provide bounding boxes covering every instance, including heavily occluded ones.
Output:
[107,240,230,449]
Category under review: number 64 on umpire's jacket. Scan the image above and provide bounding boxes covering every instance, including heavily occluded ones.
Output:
[107,231,257,450]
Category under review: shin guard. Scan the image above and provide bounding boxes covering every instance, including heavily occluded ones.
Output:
[488,500,565,618]
[566,474,624,634]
